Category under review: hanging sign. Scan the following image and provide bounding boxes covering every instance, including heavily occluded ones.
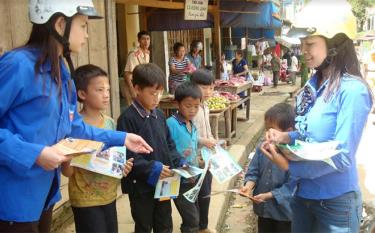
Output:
[184,0,209,20]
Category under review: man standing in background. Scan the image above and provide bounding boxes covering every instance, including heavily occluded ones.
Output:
[123,31,151,106]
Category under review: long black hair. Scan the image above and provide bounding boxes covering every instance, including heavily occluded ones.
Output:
[318,33,372,100]
[24,13,66,96]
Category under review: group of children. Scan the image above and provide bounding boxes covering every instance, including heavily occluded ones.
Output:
[62,62,294,233]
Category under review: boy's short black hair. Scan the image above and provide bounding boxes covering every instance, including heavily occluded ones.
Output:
[174,81,202,102]
[132,63,165,89]
[190,69,215,86]
[137,30,150,40]
[74,64,108,102]
[264,103,295,131]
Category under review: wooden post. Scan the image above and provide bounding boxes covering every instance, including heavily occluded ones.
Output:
[212,1,221,79]
[105,0,121,119]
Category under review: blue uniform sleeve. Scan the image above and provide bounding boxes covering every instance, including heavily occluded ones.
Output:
[270,172,292,205]
[289,81,372,179]
[69,110,126,148]
[0,53,44,170]
[244,147,261,183]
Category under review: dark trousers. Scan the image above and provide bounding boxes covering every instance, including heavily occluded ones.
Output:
[258,217,291,233]
[72,200,118,233]
[273,71,280,87]
[0,206,54,233]
[129,192,173,233]
[174,182,200,233]
[197,172,212,230]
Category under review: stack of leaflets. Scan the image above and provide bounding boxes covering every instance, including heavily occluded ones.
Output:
[277,140,341,169]
[56,138,127,179]
[154,166,204,200]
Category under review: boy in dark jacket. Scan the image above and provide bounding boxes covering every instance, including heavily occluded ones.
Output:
[117,63,185,233]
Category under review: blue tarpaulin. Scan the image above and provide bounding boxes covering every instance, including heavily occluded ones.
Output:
[147,1,281,31]
[220,1,281,28]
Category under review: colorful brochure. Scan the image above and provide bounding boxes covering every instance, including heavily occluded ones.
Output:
[201,145,243,183]
[154,173,181,199]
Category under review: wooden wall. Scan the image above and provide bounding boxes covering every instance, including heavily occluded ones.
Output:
[0,0,121,119]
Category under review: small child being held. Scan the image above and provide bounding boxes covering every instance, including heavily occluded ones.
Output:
[241,103,294,233]
[117,63,185,233]
[166,81,202,233]
[190,69,217,233]
[61,64,133,233]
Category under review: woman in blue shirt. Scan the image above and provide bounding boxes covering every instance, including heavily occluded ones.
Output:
[232,49,249,78]
[260,32,373,232]
[0,1,152,232]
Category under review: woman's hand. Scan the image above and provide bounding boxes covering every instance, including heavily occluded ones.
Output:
[260,141,289,171]
[124,133,153,154]
[265,128,290,144]
[123,158,134,177]
[36,146,72,171]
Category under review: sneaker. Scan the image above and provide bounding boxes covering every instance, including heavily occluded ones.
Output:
[199,229,217,233]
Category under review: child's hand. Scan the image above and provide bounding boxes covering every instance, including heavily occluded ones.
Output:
[159,165,173,180]
[123,158,134,177]
[240,181,255,197]
[201,138,217,149]
[260,141,289,171]
[253,192,273,204]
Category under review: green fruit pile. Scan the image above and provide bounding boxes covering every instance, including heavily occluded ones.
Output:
[207,96,228,110]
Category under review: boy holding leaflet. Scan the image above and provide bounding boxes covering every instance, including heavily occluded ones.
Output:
[167,82,202,233]
[61,64,133,233]
[241,103,294,233]
[190,69,217,233]
[117,63,185,233]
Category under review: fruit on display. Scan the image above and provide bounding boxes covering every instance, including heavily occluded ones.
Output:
[207,96,228,111]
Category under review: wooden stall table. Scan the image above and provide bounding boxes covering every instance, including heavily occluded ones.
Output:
[158,97,233,144]
[215,82,252,138]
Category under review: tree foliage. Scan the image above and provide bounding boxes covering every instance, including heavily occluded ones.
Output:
[348,0,375,31]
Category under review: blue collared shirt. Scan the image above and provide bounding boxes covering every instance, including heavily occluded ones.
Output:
[167,113,199,167]
[187,53,202,69]
[0,48,126,222]
[288,73,373,199]
[245,146,292,221]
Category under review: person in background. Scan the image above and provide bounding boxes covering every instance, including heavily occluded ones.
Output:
[0,1,152,232]
[241,103,294,233]
[167,82,202,233]
[61,64,134,233]
[220,53,229,81]
[123,31,151,107]
[169,42,191,94]
[187,40,203,70]
[232,49,249,78]
[289,53,298,85]
[271,51,281,88]
[117,63,186,233]
[262,32,373,233]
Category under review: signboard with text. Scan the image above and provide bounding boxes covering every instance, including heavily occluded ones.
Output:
[184,0,209,20]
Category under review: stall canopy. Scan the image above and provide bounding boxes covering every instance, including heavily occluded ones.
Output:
[147,1,281,31]
[220,1,281,28]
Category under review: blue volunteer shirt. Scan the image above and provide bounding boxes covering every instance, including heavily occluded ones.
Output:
[0,48,126,222]
[288,73,372,199]
[167,112,199,167]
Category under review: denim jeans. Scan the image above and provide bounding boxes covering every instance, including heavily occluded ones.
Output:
[291,191,362,233]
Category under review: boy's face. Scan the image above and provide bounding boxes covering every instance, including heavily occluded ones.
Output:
[79,76,110,111]
[178,97,201,121]
[198,84,214,101]
[265,120,292,132]
[134,84,163,112]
